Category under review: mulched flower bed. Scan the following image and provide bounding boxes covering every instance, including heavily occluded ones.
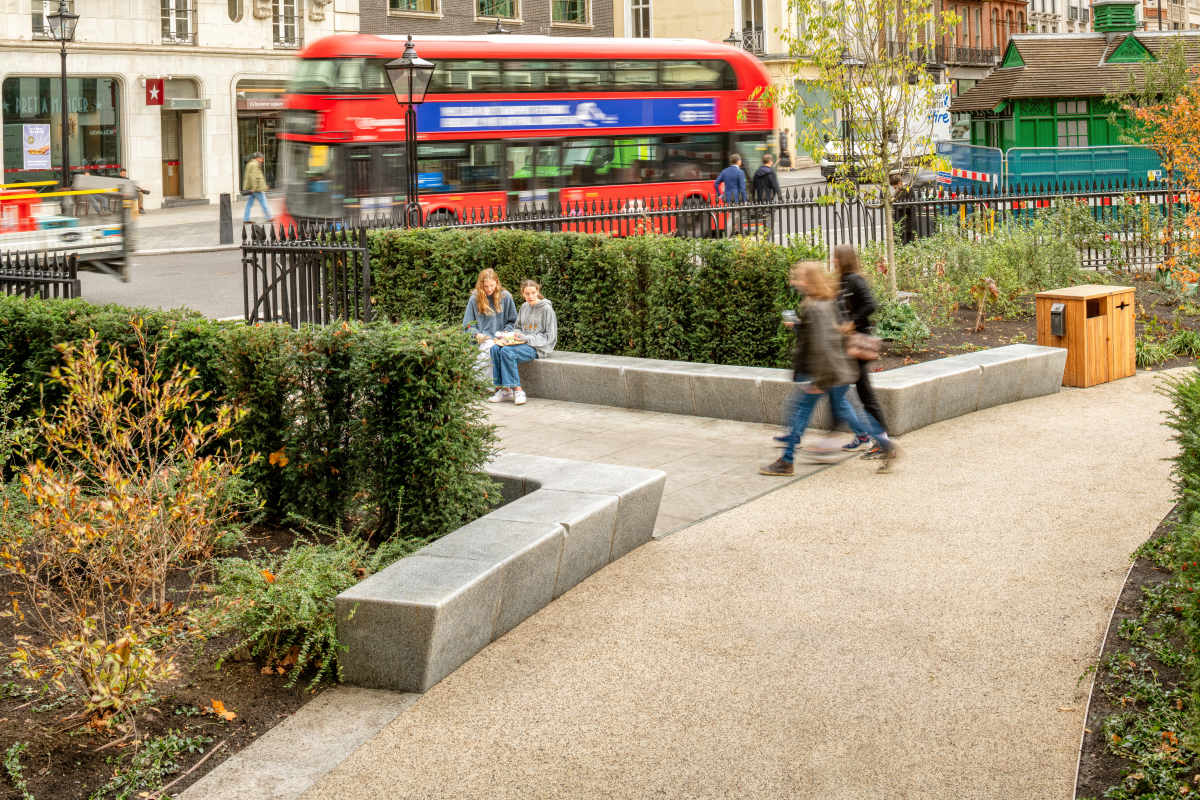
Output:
[1074,507,1193,799]
[872,274,1200,373]
[0,527,319,800]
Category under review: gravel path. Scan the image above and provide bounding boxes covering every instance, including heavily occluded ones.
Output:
[302,369,1183,800]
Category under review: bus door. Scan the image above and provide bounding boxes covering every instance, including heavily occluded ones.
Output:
[505,141,562,215]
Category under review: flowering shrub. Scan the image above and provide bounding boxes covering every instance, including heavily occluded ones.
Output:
[0,323,247,723]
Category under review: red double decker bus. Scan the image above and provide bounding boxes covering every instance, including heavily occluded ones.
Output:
[276,34,775,230]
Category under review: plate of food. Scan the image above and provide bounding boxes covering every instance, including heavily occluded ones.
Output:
[493,331,525,346]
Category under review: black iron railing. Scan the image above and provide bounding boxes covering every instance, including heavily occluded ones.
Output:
[248,178,1192,323]
[0,251,80,299]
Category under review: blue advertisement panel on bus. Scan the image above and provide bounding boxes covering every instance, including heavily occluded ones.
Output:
[417,98,718,133]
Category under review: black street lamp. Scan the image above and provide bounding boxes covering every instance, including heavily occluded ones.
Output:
[46,0,79,190]
[385,35,436,228]
[724,29,740,48]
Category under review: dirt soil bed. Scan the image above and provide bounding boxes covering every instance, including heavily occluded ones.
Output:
[0,527,319,800]
[873,274,1200,373]
[1075,507,1184,799]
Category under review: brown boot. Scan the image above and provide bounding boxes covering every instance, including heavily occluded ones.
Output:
[759,457,794,476]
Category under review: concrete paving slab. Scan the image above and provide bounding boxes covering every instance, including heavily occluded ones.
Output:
[179,687,416,800]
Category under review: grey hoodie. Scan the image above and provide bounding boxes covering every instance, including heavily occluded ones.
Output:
[516,298,557,357]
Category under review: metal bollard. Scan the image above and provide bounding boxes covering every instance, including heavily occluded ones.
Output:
[219,193,233,245]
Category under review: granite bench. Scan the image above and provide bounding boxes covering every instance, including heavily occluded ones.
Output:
[517,344,1069,435]
[335,454,666,693]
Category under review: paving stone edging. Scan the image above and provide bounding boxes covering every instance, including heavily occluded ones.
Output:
[335,453,666,693]
[517,343,1069,434]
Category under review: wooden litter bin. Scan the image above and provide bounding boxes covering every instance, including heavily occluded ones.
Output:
[1035,284,1135,388]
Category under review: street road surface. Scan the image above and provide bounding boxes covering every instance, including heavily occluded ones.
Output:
[79,249,244,319]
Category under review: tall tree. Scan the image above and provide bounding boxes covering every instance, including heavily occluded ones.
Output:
[1108,40,1194,276]
[775,0,957,295]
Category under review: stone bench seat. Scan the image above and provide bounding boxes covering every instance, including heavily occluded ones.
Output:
[518,344,1068,435]
[336,454,665,693]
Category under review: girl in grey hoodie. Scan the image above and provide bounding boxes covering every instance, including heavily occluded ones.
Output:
[488,279,558,406]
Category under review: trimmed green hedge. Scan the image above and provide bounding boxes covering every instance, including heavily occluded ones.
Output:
[0,296,496,540]
[368,229,824,369]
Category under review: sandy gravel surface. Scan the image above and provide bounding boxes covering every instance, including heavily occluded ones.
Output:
[304,369,1184,800]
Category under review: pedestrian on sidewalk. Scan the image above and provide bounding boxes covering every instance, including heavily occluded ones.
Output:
[488,279,557,407]
[714,153,747,203]
[834,244,892,458]
[463,268,517,376]
[118,168,150,214]
[761,262,894,476]
[242,152,272,224]
[752,153,781,202]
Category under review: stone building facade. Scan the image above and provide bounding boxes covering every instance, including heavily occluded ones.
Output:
[359,0,613,37]
[0,0,357,206]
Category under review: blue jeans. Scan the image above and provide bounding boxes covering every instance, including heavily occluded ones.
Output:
[780,383,883,462]
[243,191,271,222]
[491,343,537,388]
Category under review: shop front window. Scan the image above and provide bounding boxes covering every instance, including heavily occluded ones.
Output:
[2,76,121,186]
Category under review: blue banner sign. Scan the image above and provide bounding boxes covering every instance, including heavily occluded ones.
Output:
[417,99,717,132]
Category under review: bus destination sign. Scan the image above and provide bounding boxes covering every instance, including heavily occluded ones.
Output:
[418,99,717,132]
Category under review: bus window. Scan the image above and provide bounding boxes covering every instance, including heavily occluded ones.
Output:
[379,145,407,196]
[732,134,772,168]
[660,60,737,91]
[561,138,613,185]
[289,58,393,93]
[612,61,658,91]
[507,142,560,209]
[609,138,659,182]
[416,142,501,193]
[429,60,501,93]
[502,61,552,92]
[661,134,723,180]
[345,146,375,197]
[544,61,612,91]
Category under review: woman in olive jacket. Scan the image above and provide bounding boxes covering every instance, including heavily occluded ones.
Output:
[761,262,890,476]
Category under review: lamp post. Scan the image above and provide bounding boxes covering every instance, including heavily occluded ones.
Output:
[385,35,436,228]
[46,0,79,189]
[724,29,740,48]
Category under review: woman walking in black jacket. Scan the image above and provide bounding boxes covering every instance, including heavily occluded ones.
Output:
[834,244,891,458]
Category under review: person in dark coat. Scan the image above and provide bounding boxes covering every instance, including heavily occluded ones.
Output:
[752,153,781,202]
[761,262,893,476]
[889,173,915,245]
[834,243,892,458]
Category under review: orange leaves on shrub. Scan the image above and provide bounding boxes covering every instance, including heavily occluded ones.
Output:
[0,320,248,723]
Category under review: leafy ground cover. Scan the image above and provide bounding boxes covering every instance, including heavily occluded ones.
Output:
[1075,369,1200,799]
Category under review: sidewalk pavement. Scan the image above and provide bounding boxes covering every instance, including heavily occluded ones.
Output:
[297,368,1181,800]
[129,195,282,253]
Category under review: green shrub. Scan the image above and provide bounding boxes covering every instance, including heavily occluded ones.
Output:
[368,229,822,368]
[874,301,931,353]
[0,296,496,541]
[205,533,425,688]
[1162,369,1200,520]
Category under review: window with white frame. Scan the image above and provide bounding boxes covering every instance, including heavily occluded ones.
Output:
[477,0,517,18]
[161,0,195,43]
[553,0,588,23]
[631,0,651,36]
[273,0,300,47]
[31,0,74,37]
[1056,101,1089,147]
[390,0,438,12]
